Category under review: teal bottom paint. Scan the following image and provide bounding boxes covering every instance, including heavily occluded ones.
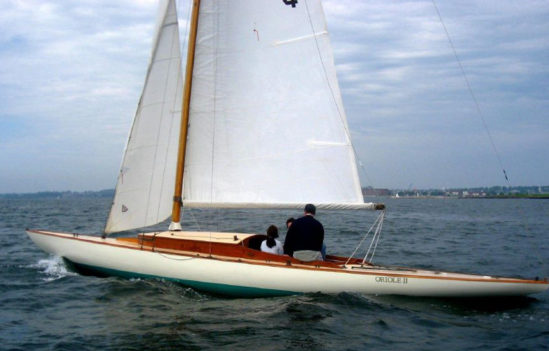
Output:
[63,258,299,298]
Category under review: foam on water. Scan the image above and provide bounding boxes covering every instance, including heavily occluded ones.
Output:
[30,256,76,282]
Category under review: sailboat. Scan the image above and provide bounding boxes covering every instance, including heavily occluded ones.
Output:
[27,0,547,298]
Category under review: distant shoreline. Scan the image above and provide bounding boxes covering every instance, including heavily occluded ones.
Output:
[364,185,549,199]
[375,195,549,200]
[481,195,549,199]
[0,189,114,199]
[363,195,549,200]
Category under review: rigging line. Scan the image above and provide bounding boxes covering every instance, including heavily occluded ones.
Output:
[146,9,178,225]
[363,212,381,263]
[183,207,202,232]
[155,9,185,224]
[303,0,347,137]
[208,2,222,254]
[182,0,192,54]
[175,0,193,227]
[208,2,220,212]
[434,1,546,277]
[367,210,384,264]
[356,159,375,189]
[344,211,383,267]
[431,0,510,186]
[303,0,375,189]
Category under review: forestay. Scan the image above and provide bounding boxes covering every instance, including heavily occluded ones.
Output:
[105,0,183,234]
[183,0,367,209]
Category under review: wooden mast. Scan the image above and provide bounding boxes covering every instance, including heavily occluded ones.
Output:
[170,0,201,230]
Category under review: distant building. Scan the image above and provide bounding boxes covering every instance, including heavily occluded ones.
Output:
[362,188,391,196]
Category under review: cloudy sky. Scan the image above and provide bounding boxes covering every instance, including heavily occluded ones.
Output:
[1,0,548,193]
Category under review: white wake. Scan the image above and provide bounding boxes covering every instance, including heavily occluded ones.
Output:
[31,256,77,282]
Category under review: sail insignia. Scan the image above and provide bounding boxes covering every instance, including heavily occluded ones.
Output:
[283,0,299,8]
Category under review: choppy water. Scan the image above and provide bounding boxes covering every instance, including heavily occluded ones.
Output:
[1,197,548,350]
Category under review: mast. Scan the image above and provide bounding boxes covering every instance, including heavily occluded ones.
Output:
[169,0,201,231]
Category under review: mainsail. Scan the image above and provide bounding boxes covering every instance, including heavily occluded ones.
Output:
[182,0,365,209]
[105,0,183,233]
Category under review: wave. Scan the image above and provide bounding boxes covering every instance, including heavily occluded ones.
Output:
[30,256,77,282]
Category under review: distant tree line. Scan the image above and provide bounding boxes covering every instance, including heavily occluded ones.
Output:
[0,189,114,199]
[362,186,549,198]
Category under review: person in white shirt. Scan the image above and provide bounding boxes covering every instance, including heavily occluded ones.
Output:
[260,225,284,255]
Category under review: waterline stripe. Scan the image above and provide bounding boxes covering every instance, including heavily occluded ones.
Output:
[64,259,300,298]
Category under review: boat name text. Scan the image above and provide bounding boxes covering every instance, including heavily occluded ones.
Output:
[375,276,408,284]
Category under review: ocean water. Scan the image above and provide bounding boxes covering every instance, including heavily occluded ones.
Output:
[1,197,548,350]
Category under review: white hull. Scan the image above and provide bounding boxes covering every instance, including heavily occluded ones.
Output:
[27,230,548,297]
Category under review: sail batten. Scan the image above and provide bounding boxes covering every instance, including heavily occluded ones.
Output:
[274,31,328,46]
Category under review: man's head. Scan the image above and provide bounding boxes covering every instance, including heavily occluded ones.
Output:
[286,217,295,229]
[304,203,316,216]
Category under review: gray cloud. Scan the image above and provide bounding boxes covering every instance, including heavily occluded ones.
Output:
[0,0,547,193]
[324,0,549,188]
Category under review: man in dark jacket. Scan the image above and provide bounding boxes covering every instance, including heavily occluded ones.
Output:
[283,204,324,259]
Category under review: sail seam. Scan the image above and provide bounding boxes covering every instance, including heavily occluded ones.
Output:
[148,56,181,64]
[209,1,222,241]
[138,101,180,110]
[209,2,220,208]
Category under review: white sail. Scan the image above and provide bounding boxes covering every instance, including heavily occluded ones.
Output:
[105,0,183,233]
[182,0,365,209]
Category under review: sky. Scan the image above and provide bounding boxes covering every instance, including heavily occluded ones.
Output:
[0,0,548,193]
